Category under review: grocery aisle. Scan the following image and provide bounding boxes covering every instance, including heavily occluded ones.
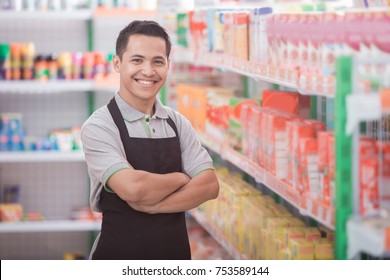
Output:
[1,0,390,261]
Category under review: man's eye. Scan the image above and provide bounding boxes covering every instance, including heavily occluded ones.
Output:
[154,60,165,65]
[132,59,142,63]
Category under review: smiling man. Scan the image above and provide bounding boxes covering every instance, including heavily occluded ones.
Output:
[80,20,219,260]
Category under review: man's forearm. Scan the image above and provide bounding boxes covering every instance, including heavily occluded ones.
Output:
[128,169,219,214]
[107,168,190,205]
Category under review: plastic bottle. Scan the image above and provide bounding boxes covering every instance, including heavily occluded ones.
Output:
[258,7,273,64]
[0,44,11,80]
[82,52,94,79]
[105,53,114,76]
[10,42,22,80]
[21,42,35,80]
[47,54,58,79]
[71,52,83,79]
[57,52,72,79]
[93,52,106,80]
[34,55,49,81]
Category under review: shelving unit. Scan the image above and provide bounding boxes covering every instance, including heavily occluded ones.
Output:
[176,5,389,260]
[0,80,94,94]
[193,52,335,97]
[0,10,93,20]
[0,151,85,163]
[0,220,101,233]
[0,7,97,260]
[198,133,335,230]
[189,209,247,260]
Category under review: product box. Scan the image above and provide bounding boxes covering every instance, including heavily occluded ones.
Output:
[267,113,289,179]
[359,137,380,216]
[304,227,322,242]
[290,239,315,260]
[262,90,300,115]
[234,11,250,61]
[285,227,305,247]
[176,84,235,134]
[288,120,315,190]
[359,158,379,216]
[314,238,334,260]
[327,133,335,206]
[317,131,333,204]
[0,203,23,222]
[240,103,261,160]
[299,137,320,197]
[227,97,259,152]
[377,141,390,208]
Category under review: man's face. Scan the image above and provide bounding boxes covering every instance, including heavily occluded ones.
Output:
[115,34,169,104]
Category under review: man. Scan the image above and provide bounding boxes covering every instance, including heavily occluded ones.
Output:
[81,20,219,260]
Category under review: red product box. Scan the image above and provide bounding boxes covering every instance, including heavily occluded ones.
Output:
[299,137,320,197]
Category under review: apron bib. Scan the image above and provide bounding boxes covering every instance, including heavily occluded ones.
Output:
[92,97,191,260]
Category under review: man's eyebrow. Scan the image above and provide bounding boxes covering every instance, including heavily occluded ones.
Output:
[130,55,166,60]
[130,55,145,59]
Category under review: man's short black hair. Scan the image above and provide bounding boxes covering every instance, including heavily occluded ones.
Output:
[116,20,171,60]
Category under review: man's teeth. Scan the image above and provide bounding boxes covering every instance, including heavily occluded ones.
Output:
[138,80,154,85]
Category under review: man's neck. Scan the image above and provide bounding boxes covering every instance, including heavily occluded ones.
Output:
[118,91,155,115]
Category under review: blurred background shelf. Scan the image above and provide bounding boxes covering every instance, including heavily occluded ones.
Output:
[0,220,101,233]
[0,151,85,163]
[189,208,247,260]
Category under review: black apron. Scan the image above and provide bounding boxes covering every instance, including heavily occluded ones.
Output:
[92,97,191,260]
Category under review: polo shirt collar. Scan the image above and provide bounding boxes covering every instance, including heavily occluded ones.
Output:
[114,91,169,122]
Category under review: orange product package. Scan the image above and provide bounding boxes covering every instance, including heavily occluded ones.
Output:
[0,203,23,222]
[262,89,300,115]
[299,137,320,197]
[288,120,315,190]
[267,112,289,179]
[359,158,379,217]
[317,131,333,204]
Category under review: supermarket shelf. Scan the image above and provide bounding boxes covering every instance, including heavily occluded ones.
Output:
[346,93,384,135]
[0,220,101,233]
[0,79,120,94]
[0,151,85,163]
[171,47,196,64]
[347,216,390,259]
[0,80,94,94]
[188,208,247,260]
[193,52,335,97]
[198,132,335,230]
[0,10,92,20]
[93,7,156,18]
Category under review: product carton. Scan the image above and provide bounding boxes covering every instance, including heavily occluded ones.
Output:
[317,131,332,203]
[0,203,23,222]
[288,121,315,190]
[234,11,250,61]
[359,137,379,216]
[314,238,334,260]
[290,239,315,260]
[304,227,322,242]
[299,137,320,197]
[262,89,300,115]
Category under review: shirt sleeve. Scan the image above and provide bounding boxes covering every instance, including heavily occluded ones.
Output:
[81,111,130,210]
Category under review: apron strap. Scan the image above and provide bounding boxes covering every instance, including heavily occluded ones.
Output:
[107,97,129,142]
[108,97,180,140]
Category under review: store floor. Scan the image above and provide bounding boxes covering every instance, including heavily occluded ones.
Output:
[187,217,232,260]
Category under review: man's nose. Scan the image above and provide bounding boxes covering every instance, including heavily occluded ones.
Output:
[141,63,155,76]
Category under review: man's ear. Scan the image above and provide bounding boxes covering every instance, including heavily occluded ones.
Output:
[113,55,121,73]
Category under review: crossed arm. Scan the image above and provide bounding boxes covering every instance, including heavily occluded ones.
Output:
[106,167,219,214]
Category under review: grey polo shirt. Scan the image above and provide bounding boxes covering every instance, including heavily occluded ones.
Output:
[81,92,214,212]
